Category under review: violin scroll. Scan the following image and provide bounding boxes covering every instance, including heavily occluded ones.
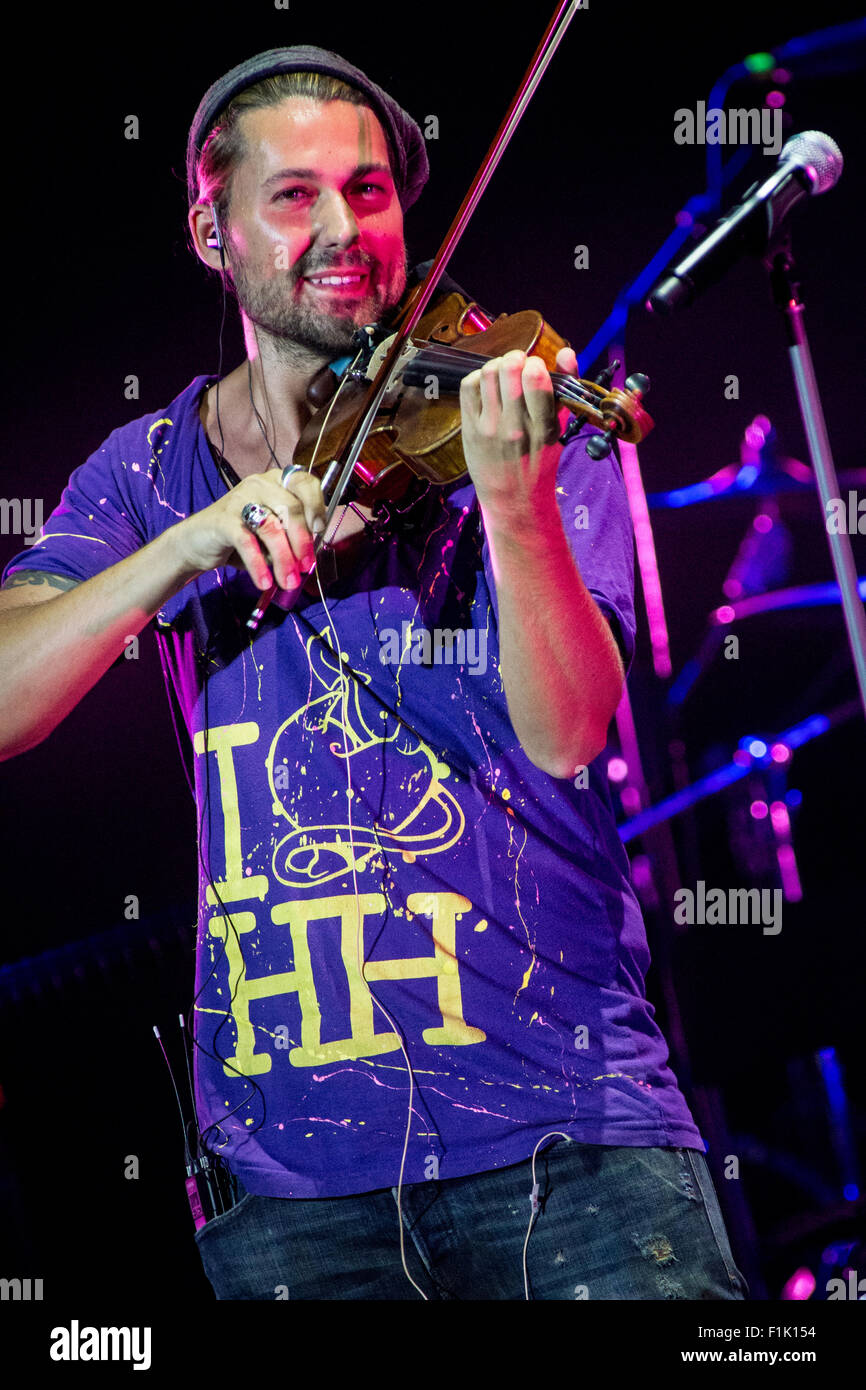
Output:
[568,371,652,459]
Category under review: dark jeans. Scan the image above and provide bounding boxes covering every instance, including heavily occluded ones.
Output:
[194,1140,749,1300]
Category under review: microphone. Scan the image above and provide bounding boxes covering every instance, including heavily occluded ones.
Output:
[646,131,843,316]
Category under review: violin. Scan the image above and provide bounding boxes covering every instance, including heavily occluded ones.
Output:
[245,285,653,628]
[247,1,652,630]
[297,285,653,502]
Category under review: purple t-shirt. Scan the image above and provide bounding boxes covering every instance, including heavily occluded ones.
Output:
[3,374,704,1196]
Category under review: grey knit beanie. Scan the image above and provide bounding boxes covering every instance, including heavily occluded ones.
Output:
[186,45,429,211]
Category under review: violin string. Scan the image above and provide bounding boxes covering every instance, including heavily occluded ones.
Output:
[306,348,367,476]
[411,346,596,403]
[407,343,605,409]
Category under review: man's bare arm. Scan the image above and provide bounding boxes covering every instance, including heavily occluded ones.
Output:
[0,467,328,761]
[459,349,625,777]
[0,535,203,760]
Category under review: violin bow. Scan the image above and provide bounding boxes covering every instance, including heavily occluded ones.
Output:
[248,1,582,629]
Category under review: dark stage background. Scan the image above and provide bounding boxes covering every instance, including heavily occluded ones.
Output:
[1,0,864,1308]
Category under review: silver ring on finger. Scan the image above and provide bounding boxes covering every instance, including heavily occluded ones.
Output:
[240,502,272,533]
[280,464,306,489]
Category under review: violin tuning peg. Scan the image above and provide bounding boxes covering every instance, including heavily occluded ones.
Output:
[559,416,585,445]
[593,359,621,389]
[586,430,615,460]
[625,372,650,397]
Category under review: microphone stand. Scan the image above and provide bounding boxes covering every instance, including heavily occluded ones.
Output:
[765,232,866,722]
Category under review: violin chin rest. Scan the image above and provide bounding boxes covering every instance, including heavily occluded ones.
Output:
[306,365,340,409]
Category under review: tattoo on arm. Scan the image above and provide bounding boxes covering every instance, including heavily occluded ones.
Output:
[1,571,80,593]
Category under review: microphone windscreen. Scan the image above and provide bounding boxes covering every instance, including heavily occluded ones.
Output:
[780,131,843,195]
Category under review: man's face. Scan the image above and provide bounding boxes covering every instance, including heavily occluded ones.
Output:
[220,96,408,359]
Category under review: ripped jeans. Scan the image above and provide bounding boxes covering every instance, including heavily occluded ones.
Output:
[195,1140,749,1301]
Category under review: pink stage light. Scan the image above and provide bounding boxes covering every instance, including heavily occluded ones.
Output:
[777,843,803,902]
[618,439,672,678]
[620,785,642,817]
[781,1267,816,1301]
[770,800,791,834]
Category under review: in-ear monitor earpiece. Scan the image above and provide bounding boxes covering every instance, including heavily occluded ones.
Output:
[206,203,223,251]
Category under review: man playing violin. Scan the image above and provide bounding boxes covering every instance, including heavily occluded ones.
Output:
[0,46,747,1302]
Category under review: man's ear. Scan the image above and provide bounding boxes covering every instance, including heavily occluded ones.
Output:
[188,202,225,270]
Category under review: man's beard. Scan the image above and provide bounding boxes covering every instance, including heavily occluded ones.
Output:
[225,246,408,361]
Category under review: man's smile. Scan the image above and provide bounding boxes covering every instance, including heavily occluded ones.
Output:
[301,269,370,295]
